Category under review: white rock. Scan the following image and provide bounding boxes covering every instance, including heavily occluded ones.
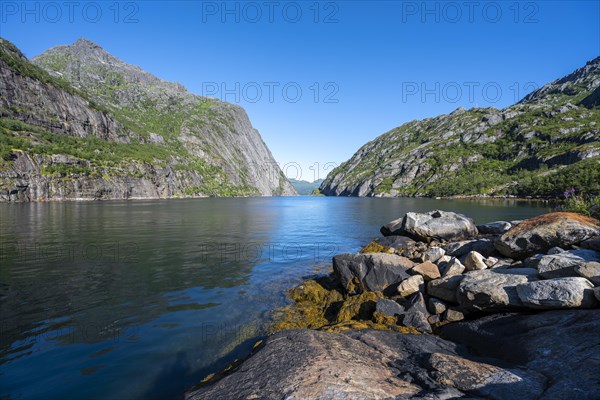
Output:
[464,251,488,271]
[424,247,446,263]
[397,275,425,297]
[516,277,598,309]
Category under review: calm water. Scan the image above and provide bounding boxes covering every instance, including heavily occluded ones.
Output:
[0,197,550,400]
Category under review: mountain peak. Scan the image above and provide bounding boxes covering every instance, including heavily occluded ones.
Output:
[73,38,101,49]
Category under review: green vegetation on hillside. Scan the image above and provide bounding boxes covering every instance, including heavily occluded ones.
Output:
[321,57,600,198]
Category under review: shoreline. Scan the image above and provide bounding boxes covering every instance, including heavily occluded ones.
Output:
[186,209,600,399]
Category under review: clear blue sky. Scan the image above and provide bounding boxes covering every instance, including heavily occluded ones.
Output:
[1,1,599,181]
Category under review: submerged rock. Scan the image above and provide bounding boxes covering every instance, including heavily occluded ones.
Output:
[495,212,600,259]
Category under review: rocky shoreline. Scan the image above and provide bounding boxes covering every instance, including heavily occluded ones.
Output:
[186,210,600,399]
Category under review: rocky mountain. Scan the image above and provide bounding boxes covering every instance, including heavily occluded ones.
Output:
[289,178,324,195]
[320,57,600,198]
[0,38,296,201]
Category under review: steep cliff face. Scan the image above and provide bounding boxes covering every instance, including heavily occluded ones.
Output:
[0,38,296,201]
[320,57,600,198]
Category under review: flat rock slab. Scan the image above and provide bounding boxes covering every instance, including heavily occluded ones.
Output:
[536,249,600,279]
[457,268,539,311]
[495,212,600,259]
[333,253,414,295]
[516,277,598,309]
[187,329,547,400]
[441,309,600,399]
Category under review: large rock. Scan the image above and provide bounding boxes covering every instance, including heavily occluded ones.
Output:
[456,268,539,311]
[373,235,416,250]
[442,309,600,399]
[535,249,600,279]
[495,212,600,259]
[333,253,413,295]
[383,210,478,242]
[188,318,573,400]
[516,277,598,309]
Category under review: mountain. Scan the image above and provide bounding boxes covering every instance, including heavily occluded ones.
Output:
[289,178,324,195]
[320,57,600,198]
[0,38,296,201]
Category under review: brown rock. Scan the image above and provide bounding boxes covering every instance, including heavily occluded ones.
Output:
[411,261,441,281]
[495,212,600,259]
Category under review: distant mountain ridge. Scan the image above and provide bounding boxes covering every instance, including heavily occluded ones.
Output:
[289,178,324,195]
[0,38,296,201]
[320,56,600,198]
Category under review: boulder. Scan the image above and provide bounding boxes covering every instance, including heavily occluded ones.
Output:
[536,249,600,279]
[411,261,441,281]
[441,309,600,399]
[464,251,488,271]
[495,212,600,259]
[456,268,539,311]
[438,257,466,277]
[423,246,445,263]
[385,210,478,242]
[516,277,598,309]
[477,221,512,234]
[444,238,497,257]
[397,275,424,297]
[575,262,600,285]
[595,287,600,302]
[333,253,413,295]
[427,274,465,303]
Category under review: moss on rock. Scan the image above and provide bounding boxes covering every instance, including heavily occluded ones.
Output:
[360,241,394,254]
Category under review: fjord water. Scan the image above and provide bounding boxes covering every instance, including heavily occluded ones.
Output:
[0,197,550,400]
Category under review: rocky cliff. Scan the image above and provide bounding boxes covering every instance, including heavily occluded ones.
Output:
[0,38,296,201]
[320,57,600,197]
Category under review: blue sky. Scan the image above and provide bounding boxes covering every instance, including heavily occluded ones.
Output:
[1,1,599,181]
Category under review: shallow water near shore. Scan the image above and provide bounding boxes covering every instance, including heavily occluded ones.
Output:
[0,197,551,400]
